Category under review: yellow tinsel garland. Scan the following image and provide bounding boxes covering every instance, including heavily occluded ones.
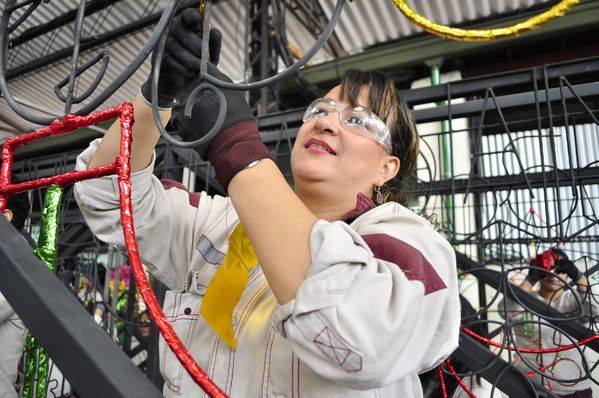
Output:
[392,0,580,41]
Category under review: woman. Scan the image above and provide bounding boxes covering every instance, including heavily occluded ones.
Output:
[74,9,459,397]
[498,250,597,397]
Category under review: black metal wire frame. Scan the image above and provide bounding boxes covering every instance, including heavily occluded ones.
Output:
[270,0,325,100]
[0,0,181,124]
[2,2,599,394]
[414,53,599,393]
[1,0,345,149]
[451,331,560,398]
[246,0,279,114]
[8,55,599,243]
[148,0,345,147]
[7,0,124,49]
[0,217,162,398]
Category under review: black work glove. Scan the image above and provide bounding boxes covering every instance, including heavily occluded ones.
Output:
[170,63,272,191]
[170,63,253,139]
[554,258,582,282]
[525,260,544,285]
[141,8,222,108]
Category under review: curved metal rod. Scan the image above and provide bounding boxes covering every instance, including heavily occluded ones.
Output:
[490,361,540,398]
[54,50,110,105]
[270,0,323,99]
[150,27,227,149]
[6,0,41,34]
[150,0,226,149]
[457,267,505,318]
[460,320,513,377]
[156,83,226,148]
[202,0,346,91]
[0,0,181,125]
[63,0,88,114]
[501,165,577,230]
[393,0,581,42]
[441,320,510,379]
[508,318,591,384]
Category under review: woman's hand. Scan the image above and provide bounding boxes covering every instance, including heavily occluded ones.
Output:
[141,8,222,109]
[554,258,582,282]
[89,9,221,172]
[170,64,271,191]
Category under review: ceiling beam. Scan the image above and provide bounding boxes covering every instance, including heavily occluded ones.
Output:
[281,0,346,57]
[8,0,125,48]
[7,0,597,84]
[0,112,29,132]
[5,0,203,80]
[293,0,599,87]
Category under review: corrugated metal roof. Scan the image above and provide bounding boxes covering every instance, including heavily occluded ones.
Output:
[0,0,560,136]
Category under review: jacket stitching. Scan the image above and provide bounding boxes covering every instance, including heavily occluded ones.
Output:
[261,328,275,397]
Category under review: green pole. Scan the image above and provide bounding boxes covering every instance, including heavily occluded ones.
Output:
[429,62,454,237]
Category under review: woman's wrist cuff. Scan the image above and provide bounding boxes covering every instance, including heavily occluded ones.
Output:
[140,82,176,110]
[208,120,272,191]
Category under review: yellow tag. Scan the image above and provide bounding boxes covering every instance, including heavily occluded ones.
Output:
[200,224,258,349]
[198,0,206,33]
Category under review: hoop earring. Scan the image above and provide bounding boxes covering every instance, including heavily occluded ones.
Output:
[375,186,383,205]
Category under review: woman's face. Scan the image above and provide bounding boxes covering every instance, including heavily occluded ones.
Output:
[291,85,398,199]
[539,271,568,293]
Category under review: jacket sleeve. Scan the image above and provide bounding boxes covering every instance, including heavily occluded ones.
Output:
[560,285,599,320]
[271,213,460,390]
[73,139,229,290]
[0,292,16,324]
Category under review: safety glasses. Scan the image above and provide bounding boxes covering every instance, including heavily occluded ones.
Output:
[302,97,392,153]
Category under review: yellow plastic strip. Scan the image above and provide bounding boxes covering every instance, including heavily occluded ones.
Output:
[200,224,258,349]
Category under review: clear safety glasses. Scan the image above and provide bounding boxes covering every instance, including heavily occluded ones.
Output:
[302,97,392,153]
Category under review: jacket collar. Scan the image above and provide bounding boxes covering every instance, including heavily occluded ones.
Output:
[341,193,376,224]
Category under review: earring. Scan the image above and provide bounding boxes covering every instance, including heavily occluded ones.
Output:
[375,186,383,205]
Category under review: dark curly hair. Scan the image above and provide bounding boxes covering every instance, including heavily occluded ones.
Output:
[338,69,419,207]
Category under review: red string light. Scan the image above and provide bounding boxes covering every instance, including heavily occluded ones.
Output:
[445,359,477,398]
[461,325,599,354]
[0,104,227,397]
[437,365,448,398]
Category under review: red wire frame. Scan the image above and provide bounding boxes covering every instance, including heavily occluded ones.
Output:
[0,103,226,397]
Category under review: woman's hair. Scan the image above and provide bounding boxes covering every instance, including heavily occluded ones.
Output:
[338,69,419,207]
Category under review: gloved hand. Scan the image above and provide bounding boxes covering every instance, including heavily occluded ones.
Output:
[170,63,272,191]
[525,259,545,285]
[141,8,222,108]
[554,258,582,282]
[170,63,253,140]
